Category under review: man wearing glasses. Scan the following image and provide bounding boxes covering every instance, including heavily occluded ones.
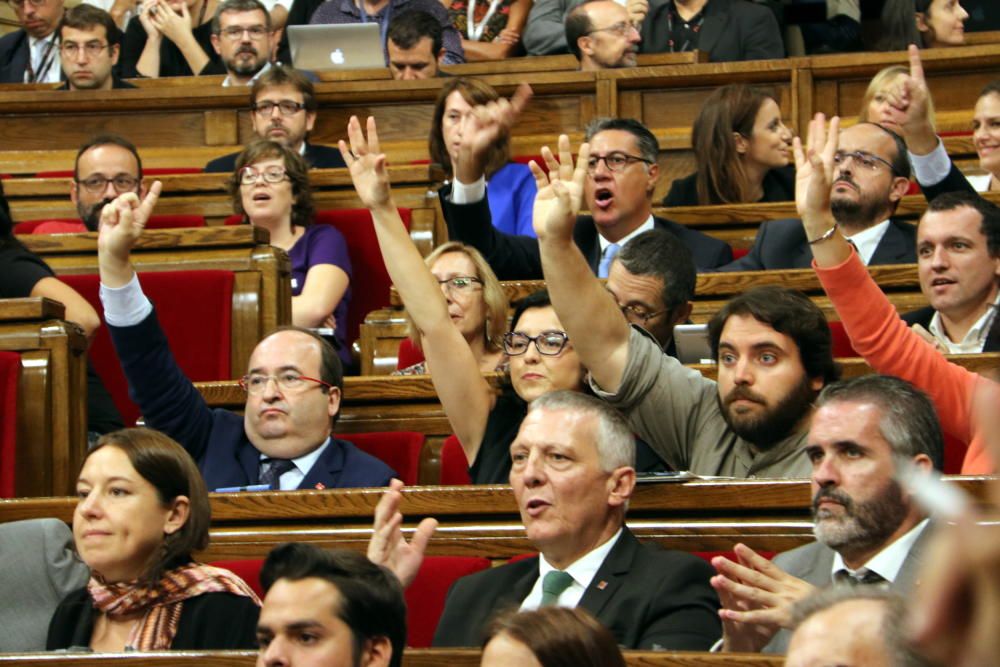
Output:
[445,96,732,278]
[206,0,277,86]
[564,0,641,71]
[719,122,917,271]
[0,0,65,83]
[57,5,135,90]
[205,64,346,172]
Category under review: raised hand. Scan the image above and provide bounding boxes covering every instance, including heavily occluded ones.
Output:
[626,0,649,26]
[138,0,162,38]
[97,181,162,287]
[453,83,532,184]
[711,544,818,652]
[793,113,839,226]
[366,479,438,588]
[884,45,937,153]
[339,115,393,210]
[152,0,195,44]
[531,134,590,242]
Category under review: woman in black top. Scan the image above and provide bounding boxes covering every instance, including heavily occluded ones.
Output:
[120,0,218,78]
[663,84,794,207]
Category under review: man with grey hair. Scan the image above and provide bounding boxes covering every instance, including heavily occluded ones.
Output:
[207,0,277,86]
[371,390,721,649]
[709,374,942,654]
[442,86,731,279]
[785,586,933,667]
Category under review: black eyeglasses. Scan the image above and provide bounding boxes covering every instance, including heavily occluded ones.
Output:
[75,175,140,194]
[239,372,332,395]
[252,100,307,117]
[219,25,268,40]
[833,150,899,175]
[503,331,571,356]
[619,303,668,325]
[60,41,109,58]
[586,21,636,38]
[586,152,652,174]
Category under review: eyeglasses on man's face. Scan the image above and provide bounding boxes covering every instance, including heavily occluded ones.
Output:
[502,331,571,356]
[619,303,668,326]
[75,174,140,194]
[586,152,652,174]
[8,0,47,10]
[832,150,899,175]
[240,165,289,185]
[252,100,307,117]
[219,25,268,41]
[437,275,483,294]
[239,371,332,395]
[586,21,638,38]
[60,41,109,58]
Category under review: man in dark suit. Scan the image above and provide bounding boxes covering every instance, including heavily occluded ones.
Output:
[0,0,65,83]
[639,0,784,62]
[370,391,720,649]
[205,65,345,172]
[444,87,731,277]
[720,122,916,271]
[94,181,394,492]
[56,5,136,91]
[711,375,943,654]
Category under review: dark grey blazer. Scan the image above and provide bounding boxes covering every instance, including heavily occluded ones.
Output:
[0,29,30,83]
[640,0,784,62]
[205,142,346,173]
[716,217,916,272]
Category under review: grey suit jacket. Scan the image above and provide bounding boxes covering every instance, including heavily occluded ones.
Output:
[763,526,931,654]
[0,519,90,651]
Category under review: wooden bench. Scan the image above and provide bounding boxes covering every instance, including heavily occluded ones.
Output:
[0,298,87,497]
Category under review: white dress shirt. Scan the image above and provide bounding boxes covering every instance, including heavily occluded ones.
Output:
[843,219,891,266]
[928,293,1000,354]
[520,528,623,611]
[260,436,331,490]
[830,518,929,583]
[26,33,60,84]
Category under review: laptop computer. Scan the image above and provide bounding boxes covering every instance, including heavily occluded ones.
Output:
[673,323,715,365]
[287,23,385,71]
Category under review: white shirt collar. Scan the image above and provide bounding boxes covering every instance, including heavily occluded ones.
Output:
[259,435,331,491]
[26,31,60,84]
[842,219,891,265]
[830,518,929,583]
[598,215,655,253]
[520,527,624,611]
[222,61,272,87]
[928,292,1000,354]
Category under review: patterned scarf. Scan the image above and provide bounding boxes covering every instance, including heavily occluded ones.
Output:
[88,562,261,650]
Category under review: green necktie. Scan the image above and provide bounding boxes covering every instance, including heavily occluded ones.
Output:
[539,570,575,607]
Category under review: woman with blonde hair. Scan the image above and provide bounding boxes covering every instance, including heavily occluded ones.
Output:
[858,65,936,135]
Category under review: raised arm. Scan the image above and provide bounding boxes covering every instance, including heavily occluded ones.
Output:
[147,0,210,75]
[793,113,852,268]
[533,135,632,392]
[30,277,101,340]
[97,180,163,287]
[339,116,495,467]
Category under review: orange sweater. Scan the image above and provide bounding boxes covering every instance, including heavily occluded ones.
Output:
[815,251,995,474]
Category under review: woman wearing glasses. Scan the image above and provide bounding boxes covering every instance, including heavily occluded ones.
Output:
[228,139,352,367]
[663,84,794,207]
[120,0,218,77]
[430,78,537,236]
[344,116,587,483]
[393,241,508,376]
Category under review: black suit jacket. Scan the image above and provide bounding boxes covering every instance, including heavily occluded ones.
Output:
[919,159,979,203]
[640,0,784,62]
[716,217,916,271]
[205,142,347,173]
[902,305,1000,352]
[432,528,720,649]
[0,29,29,83]
[443,194,732,279]
[663,165,795,207]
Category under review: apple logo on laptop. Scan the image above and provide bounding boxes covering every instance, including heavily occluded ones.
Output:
[330,49,345,65]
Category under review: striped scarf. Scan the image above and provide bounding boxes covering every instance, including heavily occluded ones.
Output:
[88,562,261,650]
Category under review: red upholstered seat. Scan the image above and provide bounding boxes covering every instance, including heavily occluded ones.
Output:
[209,555,491,648]
[0,351,21,498]
[439,434,471,485]
[731,247,749,260]
[14,214,205,234]
[827,320,859,358]
[60,271,234,427]
[337,431,425,485]
[395,338,425,370]
[225,209,411,353]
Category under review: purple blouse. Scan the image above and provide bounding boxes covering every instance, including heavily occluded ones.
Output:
[288,224,353,365]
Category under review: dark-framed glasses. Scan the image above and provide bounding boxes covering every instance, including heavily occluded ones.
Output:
[239,372,332,395]
[60,41,109,58]
[832,150,899,174]
[586,152,652,174]
[220,25,268,40]
[619,303,668,325]
[503,331,571,356]
[240,165,288,185]
[586,21,636,38]
[75,174,140,194]
[252,100,307,117]
[437,276,483,293]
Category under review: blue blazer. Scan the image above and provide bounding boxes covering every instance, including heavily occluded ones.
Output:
[108,309,395,490]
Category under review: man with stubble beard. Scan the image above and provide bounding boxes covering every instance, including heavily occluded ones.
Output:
[207,0,276,86]
[709,374,942,655]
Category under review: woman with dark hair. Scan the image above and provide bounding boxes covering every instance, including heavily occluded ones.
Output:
[47,428,260,651]
[663,84,794,207]
[481,607,626,667]
[344,116,590,484]
[429,77,537,236]
[228,139,352,365]
[970,81,1000,193]
[876,0,968,51]
[445,0,531,62]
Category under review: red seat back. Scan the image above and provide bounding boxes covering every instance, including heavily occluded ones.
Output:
[61,272,234,426]
[209,559,265,598]
[827,320,859,358]
[0,351,20,498]
[337,431,425,485]
[396,338,425,370]
[15,214,205,234]
[731,246,749,260]
[943,434,966,475]
[439,434,471,485]
[405,556,491,647]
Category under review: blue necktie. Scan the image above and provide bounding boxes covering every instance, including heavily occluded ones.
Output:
[598,243,621,278]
